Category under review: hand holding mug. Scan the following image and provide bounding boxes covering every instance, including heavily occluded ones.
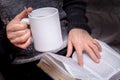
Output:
[6,7,33,49]
[7,7,63,52]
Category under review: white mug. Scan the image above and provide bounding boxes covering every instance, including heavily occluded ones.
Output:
[21,7,63,52]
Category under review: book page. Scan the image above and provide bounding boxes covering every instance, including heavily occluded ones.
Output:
[72,40,120,79]
[100,41,120,70]
[63,61,99,80]
[48,53,99,80]
[38,54,76,80]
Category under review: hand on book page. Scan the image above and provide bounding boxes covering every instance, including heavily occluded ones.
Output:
[72,40,120,80]
[38,52,99,80]
[66,29,102,66]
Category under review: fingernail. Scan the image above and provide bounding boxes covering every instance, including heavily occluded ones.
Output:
[96,59,100,63]
[66,55,69,57]
[80,64,83,67]
[79,62,83,67]
[98,55,101,59]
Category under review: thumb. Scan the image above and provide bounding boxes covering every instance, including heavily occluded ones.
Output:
[14,7,33,21]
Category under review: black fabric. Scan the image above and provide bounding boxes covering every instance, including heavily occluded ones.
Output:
[2,61,53,80]
[0,19,10,69]
[0,34,4,59]
[2,47,67,80]
[63,0,91,34]
[0,18,4,30]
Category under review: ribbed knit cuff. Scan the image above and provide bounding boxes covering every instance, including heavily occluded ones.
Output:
[68,23,91,34]
[67,14,91,34]
[63,0,91,34]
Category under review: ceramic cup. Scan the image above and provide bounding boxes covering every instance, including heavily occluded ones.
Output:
[21,7,63,52]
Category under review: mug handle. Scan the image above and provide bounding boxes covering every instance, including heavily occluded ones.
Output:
[21,18,33,42]
[21,18,29,24]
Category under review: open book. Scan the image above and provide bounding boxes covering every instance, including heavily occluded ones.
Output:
[37,40,120,80]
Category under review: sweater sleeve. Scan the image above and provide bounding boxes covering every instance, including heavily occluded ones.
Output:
[0,18,22,57]
[63,0,91,34]
[0,19,12,62]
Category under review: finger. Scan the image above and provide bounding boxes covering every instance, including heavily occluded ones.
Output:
[89,43,101,59]
[73,43,83,66]
[14,37,31,49]
[85,45,100,63]
[66,40,73,57]
[77,49,83,66]
[14,7,33,21]
[7,23,28,32]
[93,39,102,51]
[8,29,30,40]
[10,29,31,44]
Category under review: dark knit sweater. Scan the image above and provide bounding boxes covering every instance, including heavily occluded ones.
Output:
[0,0,90,64]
